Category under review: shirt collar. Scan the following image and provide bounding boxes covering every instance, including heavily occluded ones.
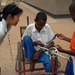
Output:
[32,24,37,32]
[32,24,46,32]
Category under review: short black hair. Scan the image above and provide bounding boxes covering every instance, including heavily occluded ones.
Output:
[69,2,75,12]
[35,11,47,21]
[0,3,23,20]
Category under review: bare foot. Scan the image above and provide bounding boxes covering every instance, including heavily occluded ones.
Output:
[30,60,35,72]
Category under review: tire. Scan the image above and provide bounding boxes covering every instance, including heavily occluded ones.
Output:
[17,42,22,75]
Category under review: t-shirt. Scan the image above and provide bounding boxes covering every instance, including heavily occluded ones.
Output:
[70,31,75,75]
[70,31,75,50]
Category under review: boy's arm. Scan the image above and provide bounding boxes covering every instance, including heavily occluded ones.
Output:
[63,36,71,42]
[45,41,54,49]
[57,33,71,42]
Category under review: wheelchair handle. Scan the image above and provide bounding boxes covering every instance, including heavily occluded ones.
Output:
[38,45,71,62]
[46,34,57,44]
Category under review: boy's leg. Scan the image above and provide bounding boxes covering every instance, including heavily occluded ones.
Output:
[22,35,36,61]
[22,35,36,72]
[37,52,52,72]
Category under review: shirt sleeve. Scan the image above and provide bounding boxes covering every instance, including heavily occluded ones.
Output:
[0,33,5,44]
[21,26,31,40]
[47,24,54,41]
[70,31,75,50]
[0,26,5,44]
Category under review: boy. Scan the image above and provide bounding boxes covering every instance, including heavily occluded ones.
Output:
[57,2,75,75]
[22,12,54,72]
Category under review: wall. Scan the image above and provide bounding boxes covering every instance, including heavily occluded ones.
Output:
[23,0,72,18]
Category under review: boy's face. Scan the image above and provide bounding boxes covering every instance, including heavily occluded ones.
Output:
[70,11,75,23]
[35,20,46,30]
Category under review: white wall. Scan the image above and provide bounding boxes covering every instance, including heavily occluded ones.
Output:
[23,0,72,17]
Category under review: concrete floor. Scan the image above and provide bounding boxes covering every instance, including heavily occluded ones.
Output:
[0,2,75,75]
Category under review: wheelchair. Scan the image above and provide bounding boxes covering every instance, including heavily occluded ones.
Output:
[15,16,66,75]
[15,16,44,75]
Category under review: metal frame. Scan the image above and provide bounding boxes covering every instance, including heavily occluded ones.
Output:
[15,16,66,75]
[15,16,44,75]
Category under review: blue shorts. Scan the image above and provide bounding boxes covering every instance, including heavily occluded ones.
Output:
[65,59,74,75]
[22,35,52,72]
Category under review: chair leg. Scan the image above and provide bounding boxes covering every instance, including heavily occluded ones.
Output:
[0,67,1,75]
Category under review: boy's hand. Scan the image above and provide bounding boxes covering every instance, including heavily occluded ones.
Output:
[57,33,66,40]
[34,40,44,47]
[56,45,64,52]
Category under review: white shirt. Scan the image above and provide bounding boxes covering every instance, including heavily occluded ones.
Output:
[0,19,11,44]
[22,23,54,51]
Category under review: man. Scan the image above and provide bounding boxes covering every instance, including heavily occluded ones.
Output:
[57,2,75,75]
[22,12,54,72]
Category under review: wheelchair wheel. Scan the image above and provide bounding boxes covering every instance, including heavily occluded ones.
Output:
[17,42,22,75]
[55,56,61,68]
[53,56,66,75]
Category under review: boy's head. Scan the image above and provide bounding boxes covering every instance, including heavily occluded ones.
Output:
[34,12,47,31]
[69,2,75,12]
[69,2,75,22]
[35,11,47,21]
